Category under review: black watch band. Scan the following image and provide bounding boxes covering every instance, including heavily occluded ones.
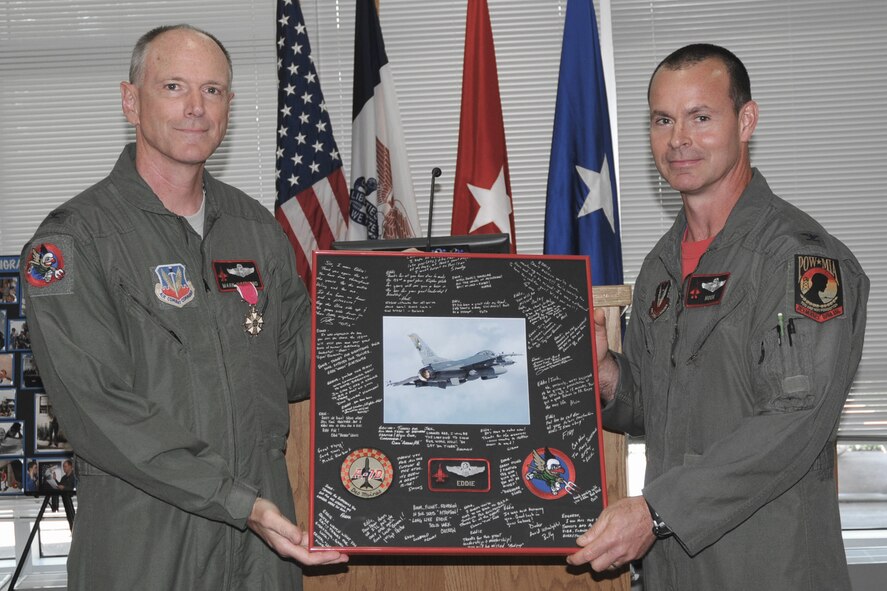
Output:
[646,500,673,539]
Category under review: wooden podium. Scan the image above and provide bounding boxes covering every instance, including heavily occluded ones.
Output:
[286,285,632,591]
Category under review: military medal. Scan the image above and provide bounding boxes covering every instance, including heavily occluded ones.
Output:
[235,282,263,336]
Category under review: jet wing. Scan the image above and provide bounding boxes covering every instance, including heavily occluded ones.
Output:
[459,353,497,370]
[388,375,424,387]
[388,375,454,388]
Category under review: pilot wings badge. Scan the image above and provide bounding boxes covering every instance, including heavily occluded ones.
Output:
[685,273,730,307]
[427,458,491,493]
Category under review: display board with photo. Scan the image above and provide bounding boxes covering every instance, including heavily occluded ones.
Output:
[0,254,75,496]
[0,277,17,305]
[34,394,72,453]
[0,459,23,494]
[310,252,606,554]
[20,353,42,389]
[0,353,13,388]
[36,458,76,494]
[0,418,25,456]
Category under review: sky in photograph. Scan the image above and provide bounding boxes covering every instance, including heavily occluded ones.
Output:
[382,315,530,425]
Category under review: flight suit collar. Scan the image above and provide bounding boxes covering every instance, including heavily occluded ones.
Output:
[110,143,223,226]
[654,169,775,271]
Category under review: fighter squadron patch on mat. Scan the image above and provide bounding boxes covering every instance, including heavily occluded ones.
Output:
[522,447,578,500]
[341,448,395,499]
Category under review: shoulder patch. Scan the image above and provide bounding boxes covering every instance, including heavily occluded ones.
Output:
[795,255,843,322]
[23,238,74,296]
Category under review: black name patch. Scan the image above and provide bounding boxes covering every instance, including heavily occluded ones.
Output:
[685,273,730,307]
[212,260,263,292]
[427,458,491,493]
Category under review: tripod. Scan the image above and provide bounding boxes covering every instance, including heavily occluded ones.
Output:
[8,493,75,591]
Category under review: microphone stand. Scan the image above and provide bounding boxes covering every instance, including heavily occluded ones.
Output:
[426,167,442,251]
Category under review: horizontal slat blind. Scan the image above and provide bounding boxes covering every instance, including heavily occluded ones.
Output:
[609,0,887,438]
[1,0,883,437]
[0,0,278,251]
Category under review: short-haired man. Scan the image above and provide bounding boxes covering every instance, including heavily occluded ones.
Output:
[568,44,868,590]
[22,24,346,590]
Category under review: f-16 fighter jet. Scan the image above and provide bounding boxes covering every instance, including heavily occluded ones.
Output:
[388,333,519,389]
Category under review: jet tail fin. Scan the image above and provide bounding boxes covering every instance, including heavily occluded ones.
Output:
[408,333,446,365]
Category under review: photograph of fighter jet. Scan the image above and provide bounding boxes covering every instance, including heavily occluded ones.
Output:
[383,316,529,425]
[387,333,519,389]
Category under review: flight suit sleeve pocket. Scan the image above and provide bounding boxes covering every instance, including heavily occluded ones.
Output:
[754,318,815,413]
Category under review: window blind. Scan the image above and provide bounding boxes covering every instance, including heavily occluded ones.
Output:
[608,0,887,438]
[1,0,883,437]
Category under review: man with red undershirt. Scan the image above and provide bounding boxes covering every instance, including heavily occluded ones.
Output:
[567,44,868,590]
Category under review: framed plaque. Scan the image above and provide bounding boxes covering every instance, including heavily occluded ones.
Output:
[309,251,606,554]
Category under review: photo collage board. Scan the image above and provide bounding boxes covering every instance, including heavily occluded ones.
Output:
[0,254,75,497]
[310,251,607,554]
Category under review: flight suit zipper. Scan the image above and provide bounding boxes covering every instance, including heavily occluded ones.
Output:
[180,213,239,589]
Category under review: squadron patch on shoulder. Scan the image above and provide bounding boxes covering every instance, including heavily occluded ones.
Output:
[795,255,843,322]
[427,458,491,493]
[212,260,263,292]
[24,242,67,288]
[649,280,671,320]
[685,273,730,307]
[340,448,394,499]
[153,263,196,308]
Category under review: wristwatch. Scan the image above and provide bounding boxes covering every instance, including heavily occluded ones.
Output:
[646,500,673,539]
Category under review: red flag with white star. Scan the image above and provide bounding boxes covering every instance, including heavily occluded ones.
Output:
[450,0,517,253]
[275,0,350,286]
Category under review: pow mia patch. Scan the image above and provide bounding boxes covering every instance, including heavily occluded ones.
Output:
[795,255,843,322]
[212,260,263,292]
[685,273,730,307]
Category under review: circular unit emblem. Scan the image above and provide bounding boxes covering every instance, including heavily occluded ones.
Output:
[522,447,577,500]
[340,448,395,499]
[25,242,66,288]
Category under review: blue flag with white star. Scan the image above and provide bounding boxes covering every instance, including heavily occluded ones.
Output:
[543,0,623,286]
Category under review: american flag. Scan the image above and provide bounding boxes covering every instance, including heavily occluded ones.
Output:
[275,0,350,286]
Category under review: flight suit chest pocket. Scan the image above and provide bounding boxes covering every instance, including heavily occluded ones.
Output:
[114,271,187,354]
[683,284,750,362]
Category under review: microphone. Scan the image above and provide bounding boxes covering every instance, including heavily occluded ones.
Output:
[426,167,442,251]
